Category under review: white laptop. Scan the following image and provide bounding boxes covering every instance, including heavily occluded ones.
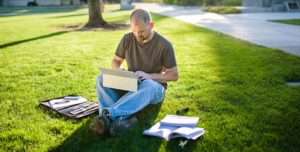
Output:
[98,67,138,92]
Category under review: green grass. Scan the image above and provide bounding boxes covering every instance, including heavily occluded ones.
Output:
[1,5,300,152]
[222,0,241,6]
[0,6,83,14]
[203,6,241,14]
[271,19,300,26]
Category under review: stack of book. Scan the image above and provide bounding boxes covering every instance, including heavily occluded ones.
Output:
[40,96,98,119]
[143,115,205,141]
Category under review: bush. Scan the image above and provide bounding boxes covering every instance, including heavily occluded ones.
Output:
[142,0,241,6]
[145,0,194,5]
[203,0,220,6]
[142,0,164,3]
[162,0,203,5]
[203,6,241,14]
[82,0,120,4]
[203,0,241,6]
[27,1,38,6]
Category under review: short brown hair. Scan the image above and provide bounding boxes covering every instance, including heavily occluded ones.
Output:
[130,9,152,25]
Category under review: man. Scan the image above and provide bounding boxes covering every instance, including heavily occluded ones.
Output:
[90,9,178,136]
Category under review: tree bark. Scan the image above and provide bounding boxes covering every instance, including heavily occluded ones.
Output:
[85,0,107,27]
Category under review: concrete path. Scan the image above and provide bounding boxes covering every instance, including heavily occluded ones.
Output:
[135,3,300,56]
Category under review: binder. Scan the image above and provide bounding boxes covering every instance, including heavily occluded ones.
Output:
[40,95,99,119]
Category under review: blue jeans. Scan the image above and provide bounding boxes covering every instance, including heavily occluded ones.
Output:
[96,74,165,121]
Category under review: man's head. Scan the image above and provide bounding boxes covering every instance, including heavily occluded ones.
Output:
[130,9,154,43]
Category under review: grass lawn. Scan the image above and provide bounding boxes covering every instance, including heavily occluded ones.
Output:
[271,19,300,26]
[1,5,300,152]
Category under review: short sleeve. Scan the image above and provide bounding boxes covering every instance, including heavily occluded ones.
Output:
[115,35,127,59]
[162,44,177,69]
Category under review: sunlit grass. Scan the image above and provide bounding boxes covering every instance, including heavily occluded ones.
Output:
[0,4,300,152]
[271,19,300,26]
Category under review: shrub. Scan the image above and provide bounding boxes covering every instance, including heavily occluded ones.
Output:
[142,0,241,6]
[203,0,220,6]
[27,1,38,6]
[162,0,203,6]
[203,6,241,14]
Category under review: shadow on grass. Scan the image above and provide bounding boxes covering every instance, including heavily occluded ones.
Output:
[110,8,136,13]
[49,103,164,151]
[0,31,68,49]
[0,6,82,15]
[48,13,87,19]
[166,137,204,151]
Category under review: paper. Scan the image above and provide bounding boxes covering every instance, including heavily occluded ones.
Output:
[160,115,199,127]
[49,96,87,109]
[171,127,205,140]
[143,122,205,141]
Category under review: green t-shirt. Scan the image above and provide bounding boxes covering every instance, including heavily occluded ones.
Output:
[115,32,177,88]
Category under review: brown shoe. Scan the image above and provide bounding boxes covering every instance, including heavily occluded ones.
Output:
[109,116,138,136]
[89,116,110,135]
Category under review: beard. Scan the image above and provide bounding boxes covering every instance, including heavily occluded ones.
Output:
[136,32,150,42]
[137,36,147,42]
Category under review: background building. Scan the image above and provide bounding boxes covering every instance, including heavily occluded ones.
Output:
[243,0,300,12]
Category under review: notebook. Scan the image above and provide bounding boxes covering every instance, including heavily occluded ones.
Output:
[98,67,138,92]
[143,122,205,141]
[160,115,200,128]
[143,115,204,141]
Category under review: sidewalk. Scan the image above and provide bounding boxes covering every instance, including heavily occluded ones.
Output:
[135,3,300,56]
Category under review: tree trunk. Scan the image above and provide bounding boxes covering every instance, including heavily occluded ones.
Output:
[85,0,107,27]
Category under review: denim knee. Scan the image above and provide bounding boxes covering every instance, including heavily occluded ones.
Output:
[96,74,103,84]
[142,80,162,89]
[141,80,165,104]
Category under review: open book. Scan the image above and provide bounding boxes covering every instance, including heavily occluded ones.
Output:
[143,115,205,140]
[160,115,199,127]
[143,122,205,141]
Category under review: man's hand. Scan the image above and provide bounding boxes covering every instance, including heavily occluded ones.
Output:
[151,66,178,83]
[135,66,178,83]
[112,55,124,70]
[135,71,152,80]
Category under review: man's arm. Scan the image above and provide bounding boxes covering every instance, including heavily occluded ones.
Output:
[135,66,179,83]
[111,55,124,70]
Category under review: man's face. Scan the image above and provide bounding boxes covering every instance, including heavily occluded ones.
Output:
[131,20,153,43]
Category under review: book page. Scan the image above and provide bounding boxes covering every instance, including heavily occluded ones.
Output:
[143,122,179,141]
[170,127,205,140]
[49,97,87,109]
[160,115,199,127]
